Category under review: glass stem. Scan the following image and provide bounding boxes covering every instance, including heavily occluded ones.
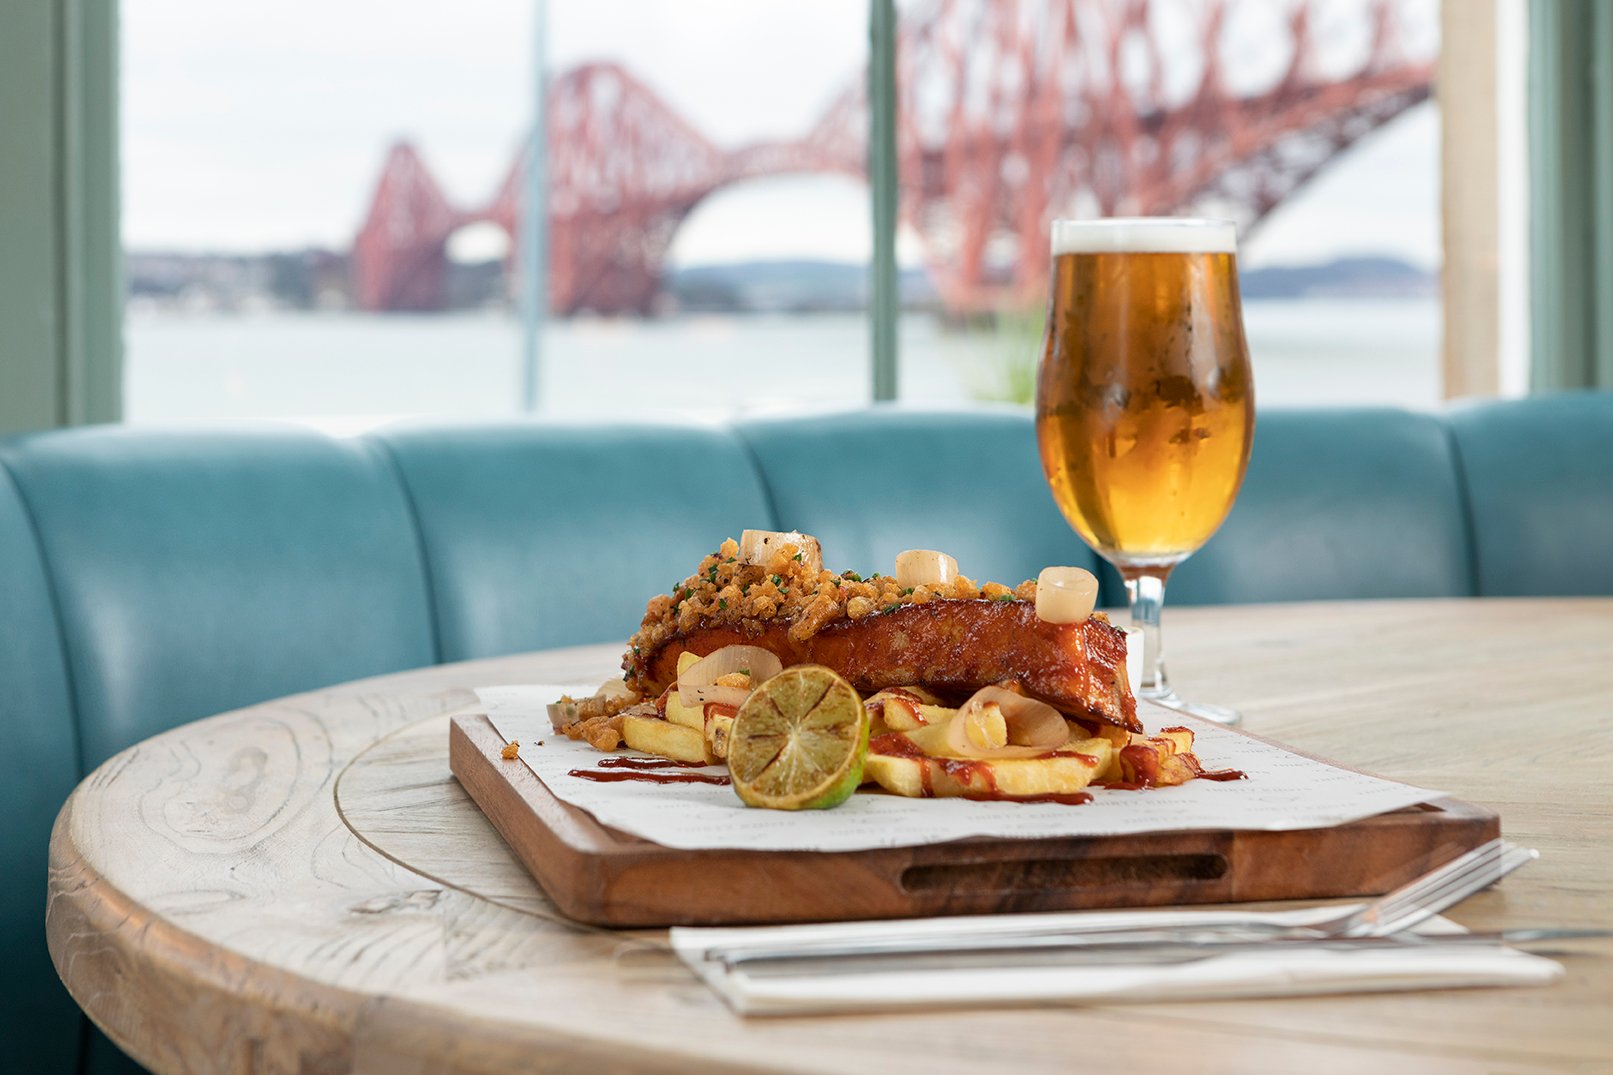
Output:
[1122,568,1172,698]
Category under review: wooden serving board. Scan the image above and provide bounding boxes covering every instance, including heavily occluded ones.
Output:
[449,713,1498,928]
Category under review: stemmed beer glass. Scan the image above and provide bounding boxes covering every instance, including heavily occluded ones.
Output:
[1034,218,1255,725]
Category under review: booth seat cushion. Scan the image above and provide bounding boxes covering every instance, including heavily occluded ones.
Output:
[374,422,776,661]
[0,428,437,769]
[1448,391,1613,596]
[734,409,1102,586]
[0,465,80,1075]
[1169,408,1476,605]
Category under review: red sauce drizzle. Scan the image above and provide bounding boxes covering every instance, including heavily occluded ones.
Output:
[887,694,923,726]
[962,791,1094,806]
[869,733,926,758]
[940,757,997,792]
[597,756,707,770]
[1100,747,1247,789]
[867,734,1242,800]
[567,768,731,786]
[1197,768,1247,782]
[1174,750,1246,783]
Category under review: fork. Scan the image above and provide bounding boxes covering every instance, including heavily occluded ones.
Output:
[706,838,1536,968]
[1318,839,1536,938]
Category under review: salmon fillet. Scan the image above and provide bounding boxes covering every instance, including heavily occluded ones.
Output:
[626,599,1139,733]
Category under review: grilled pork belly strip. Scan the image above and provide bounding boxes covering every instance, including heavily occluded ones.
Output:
[628,598,1140,733]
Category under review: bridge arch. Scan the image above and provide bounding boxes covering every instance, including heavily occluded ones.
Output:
[352,0,1436,315]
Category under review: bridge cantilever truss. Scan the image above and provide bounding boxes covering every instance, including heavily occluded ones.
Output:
[353,0,1436,315]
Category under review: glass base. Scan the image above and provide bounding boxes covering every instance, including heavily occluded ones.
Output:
[1137,688,1243,727]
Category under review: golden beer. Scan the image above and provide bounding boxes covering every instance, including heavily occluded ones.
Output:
[1035,223,1254,566]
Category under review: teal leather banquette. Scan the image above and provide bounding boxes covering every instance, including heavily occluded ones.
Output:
[3,393,1610,1073]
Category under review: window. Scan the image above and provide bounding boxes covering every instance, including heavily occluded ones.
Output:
[121,0,1446,429]
[123,1,538,428]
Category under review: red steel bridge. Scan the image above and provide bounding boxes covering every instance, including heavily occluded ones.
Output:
[352,0,1436,315]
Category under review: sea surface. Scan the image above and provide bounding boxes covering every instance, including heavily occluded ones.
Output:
[124,301,1440,433]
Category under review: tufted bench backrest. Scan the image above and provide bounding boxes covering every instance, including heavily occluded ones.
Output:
[0,467,81,1075]
[0,428,438,770]
[1170,408,1477,605]
[373,422,777,662]
[734,409,1105,588]
[1449,393,1613,596]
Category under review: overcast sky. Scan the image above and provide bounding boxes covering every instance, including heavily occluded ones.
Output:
[121,0,1440,270]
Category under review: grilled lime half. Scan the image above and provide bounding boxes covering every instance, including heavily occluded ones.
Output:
[727,665,869,810]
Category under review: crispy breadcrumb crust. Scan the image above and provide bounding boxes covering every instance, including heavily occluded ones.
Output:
[622,537,1046,694]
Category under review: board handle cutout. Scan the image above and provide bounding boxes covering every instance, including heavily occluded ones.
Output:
[900,853,1229,895]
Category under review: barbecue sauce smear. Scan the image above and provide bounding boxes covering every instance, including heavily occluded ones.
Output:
[568,756,731,786]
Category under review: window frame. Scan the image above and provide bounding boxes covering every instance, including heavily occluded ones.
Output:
[0,0,121,434]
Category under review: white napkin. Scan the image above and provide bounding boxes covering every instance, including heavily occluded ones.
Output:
[671,906,1563,1016]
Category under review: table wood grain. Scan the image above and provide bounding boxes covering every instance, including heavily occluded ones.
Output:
[47,598,1613,1074]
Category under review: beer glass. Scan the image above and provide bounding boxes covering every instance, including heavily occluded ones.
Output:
[1034,218,1254,725]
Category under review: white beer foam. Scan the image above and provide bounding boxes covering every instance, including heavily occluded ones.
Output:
[1051,218,1236,255]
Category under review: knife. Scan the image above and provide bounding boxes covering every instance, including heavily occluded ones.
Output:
[715,928,1613,975]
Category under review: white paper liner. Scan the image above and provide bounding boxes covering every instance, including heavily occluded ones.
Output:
[475,685,1449,853]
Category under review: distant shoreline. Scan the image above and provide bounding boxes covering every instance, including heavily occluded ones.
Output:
[124,251,1438,317]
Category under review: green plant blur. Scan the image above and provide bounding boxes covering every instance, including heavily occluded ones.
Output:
[952,307,1044,405]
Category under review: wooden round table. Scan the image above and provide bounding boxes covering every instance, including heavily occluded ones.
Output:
[48,599,1613,1074]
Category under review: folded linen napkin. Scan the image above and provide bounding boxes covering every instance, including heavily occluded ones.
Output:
[671,906,1562,1016]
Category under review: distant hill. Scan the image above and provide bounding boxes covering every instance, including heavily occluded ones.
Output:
[667,260,934,313]
[1238,255,1436,299]
[668,254,1435,312]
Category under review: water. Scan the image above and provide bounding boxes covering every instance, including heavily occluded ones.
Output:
[124,301,1440,432]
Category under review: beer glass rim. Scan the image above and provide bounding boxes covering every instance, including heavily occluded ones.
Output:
[1051,217,1236,256]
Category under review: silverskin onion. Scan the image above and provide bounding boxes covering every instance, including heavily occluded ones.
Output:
[942,686,1071,759]
[894,549,959,589]
[738,529,823,572]
[676,645,784,708]
[1035,565,1099,624]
